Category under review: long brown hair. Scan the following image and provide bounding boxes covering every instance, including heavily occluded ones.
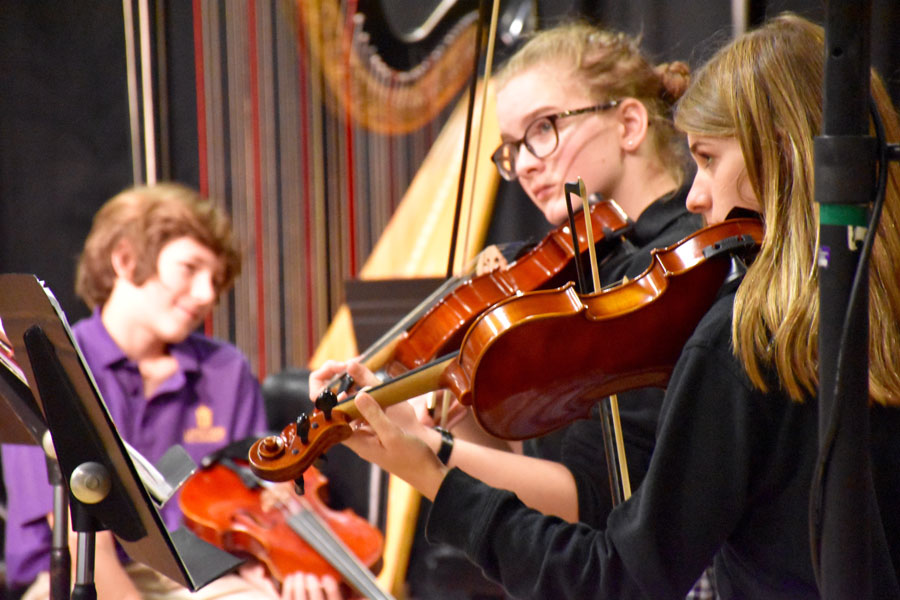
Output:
[496,22,691,187]
[675,14,900,406]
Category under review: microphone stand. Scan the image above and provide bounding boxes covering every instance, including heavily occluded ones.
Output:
[811,3,898,597]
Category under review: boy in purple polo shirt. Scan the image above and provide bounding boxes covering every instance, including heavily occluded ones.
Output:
[2,184,343,600]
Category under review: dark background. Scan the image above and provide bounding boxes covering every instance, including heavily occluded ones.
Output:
[0,1,899,596]
[2,0,898,324]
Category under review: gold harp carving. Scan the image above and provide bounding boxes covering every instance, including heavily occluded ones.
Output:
[295,0,479,134]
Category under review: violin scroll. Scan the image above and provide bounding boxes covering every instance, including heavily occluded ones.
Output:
[249,409,354,484]
[250,353,458,485]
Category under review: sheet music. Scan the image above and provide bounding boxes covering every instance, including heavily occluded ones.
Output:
[0,338,28,386]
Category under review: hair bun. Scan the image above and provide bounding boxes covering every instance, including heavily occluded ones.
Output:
[655,61,691,102]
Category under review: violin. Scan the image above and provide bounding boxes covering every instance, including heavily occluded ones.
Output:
[443,217,764,439]
[179,458,393,599]
[248,218,763,482]
[387,199,632,373]
[326,200,633,389]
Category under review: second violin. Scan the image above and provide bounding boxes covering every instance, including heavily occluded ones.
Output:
[442,217,764,439]
[387,199,632,374]
[321,200,633,394]
[180,458,392,599]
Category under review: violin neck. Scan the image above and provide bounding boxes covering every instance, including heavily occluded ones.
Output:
[323,276,463,394]
[335,352,459,420]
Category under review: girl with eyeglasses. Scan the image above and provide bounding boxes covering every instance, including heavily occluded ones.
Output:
[490,23,693,231]
[310,22,713,593]
[478,22,705,533]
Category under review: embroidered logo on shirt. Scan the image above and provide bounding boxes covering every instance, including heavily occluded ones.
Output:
[184,405,226,444]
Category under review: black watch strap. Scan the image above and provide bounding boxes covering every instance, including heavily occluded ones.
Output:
[436,427,454,465]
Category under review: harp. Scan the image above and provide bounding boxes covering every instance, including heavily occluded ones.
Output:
[298,1,533,596]
[185,0,534,594]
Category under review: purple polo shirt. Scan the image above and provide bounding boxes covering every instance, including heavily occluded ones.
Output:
[2,309,267,587]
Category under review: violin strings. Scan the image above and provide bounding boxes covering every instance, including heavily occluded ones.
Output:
[286,502,390,599]
[254,472,389,600]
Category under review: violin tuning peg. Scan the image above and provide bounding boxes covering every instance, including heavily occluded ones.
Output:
[296,412,310,445]
[293,477,305,496]
[315,389,338,420]
[336,373,355,395]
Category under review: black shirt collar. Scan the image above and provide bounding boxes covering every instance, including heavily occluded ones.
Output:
[627,186,691,247]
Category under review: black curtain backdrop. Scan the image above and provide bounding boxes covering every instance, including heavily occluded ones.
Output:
[0,2,133,320]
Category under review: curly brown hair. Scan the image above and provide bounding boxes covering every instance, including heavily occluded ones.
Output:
[75,183,241,310]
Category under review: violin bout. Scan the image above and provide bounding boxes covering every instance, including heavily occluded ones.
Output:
[180,461,384,584]
[444,218,764,440]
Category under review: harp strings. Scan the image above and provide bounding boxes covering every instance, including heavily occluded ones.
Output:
[193,0,467,375]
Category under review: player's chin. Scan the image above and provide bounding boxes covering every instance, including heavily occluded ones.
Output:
[543,200,573,227]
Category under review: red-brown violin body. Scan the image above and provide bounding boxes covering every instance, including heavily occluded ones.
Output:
[386,200,632,374]
[179,461,383,584]
[441,218,763,439]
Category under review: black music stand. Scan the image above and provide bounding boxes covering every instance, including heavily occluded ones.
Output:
[0,274,242,598]
[0,332,73,600]
[0,342,45,446]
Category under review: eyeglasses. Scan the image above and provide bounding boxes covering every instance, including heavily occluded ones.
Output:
[490,100,620,181]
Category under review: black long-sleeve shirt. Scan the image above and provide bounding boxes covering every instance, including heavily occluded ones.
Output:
[427,291,900,599]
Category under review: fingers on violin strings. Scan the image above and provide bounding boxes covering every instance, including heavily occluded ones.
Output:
[322,358,349,372]
[319,574,341,600]
[286,572,339,600]
[280,572,301,600]
[313,360,347,384]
